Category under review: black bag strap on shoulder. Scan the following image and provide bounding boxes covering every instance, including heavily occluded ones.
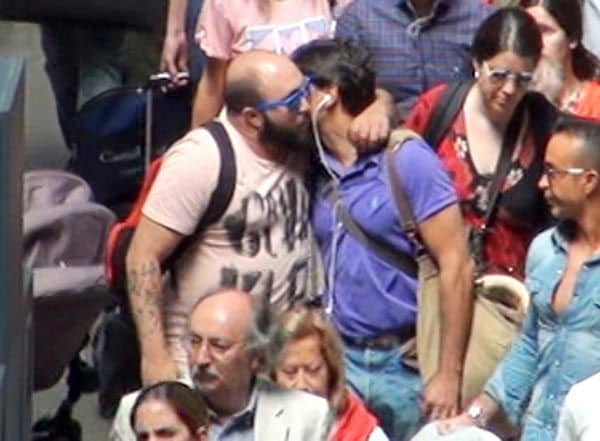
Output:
[480,101,524,229]
[419,78,518,227]
[195,120,237,232]
[168,120,236,268]
[423,80,472,150]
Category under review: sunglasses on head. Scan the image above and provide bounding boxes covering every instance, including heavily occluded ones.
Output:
[255,76,313,113]
[483,62,534,89]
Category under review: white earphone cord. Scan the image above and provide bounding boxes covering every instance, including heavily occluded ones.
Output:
[310,99,340,315]
[311,98,339,184]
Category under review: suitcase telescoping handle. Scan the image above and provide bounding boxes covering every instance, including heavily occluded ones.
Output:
[143,72,190,174]
[146,71,189,89]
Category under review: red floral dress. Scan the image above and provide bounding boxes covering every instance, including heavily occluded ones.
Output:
[406,84,550,280]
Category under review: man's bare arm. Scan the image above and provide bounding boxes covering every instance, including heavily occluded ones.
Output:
[349,87,397,147]
[191,57,230,126]
[126,215,184,385]
[161,0,190,84]
[418,203,475,419]
[437,393,500,434]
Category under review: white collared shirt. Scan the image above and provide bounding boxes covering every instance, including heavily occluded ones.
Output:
[208,385,258,441]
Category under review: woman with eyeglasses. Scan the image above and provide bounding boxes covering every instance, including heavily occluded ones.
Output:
[130,381,209,441]
[405,8,556,282]
[521,0,600,118]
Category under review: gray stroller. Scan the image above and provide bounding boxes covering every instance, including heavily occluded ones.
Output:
[24,170,115,440]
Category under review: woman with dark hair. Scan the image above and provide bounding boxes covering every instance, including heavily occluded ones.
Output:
[521,0,600,118]
[405,8,555,281]
[130,381,208,441]
[271,307,388,441]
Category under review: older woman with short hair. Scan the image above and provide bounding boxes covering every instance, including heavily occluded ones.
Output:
[271,307,388,441]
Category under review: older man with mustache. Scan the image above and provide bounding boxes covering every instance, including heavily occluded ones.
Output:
[110,288,332,440]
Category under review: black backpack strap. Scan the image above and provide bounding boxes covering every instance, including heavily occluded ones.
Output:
[168,120,236,271]
[423,80,472,150]
[194,120,237,232]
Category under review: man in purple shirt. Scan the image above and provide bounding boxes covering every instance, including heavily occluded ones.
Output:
[293,39,474,440]
[335,0,494,120]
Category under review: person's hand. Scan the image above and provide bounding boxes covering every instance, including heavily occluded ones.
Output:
[421,371,462,420]
[436,412,476,435]
[347,105,390,150]
[160,30,190,88]
[141,354,179,386]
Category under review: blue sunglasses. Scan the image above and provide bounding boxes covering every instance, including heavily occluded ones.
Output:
[255,76,312,113]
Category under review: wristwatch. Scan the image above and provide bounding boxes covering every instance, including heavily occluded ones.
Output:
[467,402,486,427]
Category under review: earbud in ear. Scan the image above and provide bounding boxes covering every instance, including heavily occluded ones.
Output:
[474,70,480,79]
[319,94,334,108]
[569,41,578,50]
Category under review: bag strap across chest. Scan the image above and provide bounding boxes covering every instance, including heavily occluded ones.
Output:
[326,129,424,277]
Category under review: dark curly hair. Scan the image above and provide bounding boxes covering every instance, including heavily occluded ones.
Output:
[292,38,376,116]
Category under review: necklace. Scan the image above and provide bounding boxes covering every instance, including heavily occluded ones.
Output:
[560,85,584,113]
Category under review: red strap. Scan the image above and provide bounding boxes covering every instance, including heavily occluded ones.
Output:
[331,392,379,441]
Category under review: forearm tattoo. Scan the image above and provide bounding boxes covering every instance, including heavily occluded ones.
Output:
[127,261,162,336]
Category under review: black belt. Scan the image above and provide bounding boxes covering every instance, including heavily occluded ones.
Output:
[341,330,413,350]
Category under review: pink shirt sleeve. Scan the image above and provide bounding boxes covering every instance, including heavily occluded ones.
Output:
[196,0,235,60]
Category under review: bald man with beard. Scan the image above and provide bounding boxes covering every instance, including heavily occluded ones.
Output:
[125,50,319,388]
[111,288,332,441]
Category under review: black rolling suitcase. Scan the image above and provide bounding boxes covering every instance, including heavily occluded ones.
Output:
[70,72,191,418]
[71,72,192,207]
